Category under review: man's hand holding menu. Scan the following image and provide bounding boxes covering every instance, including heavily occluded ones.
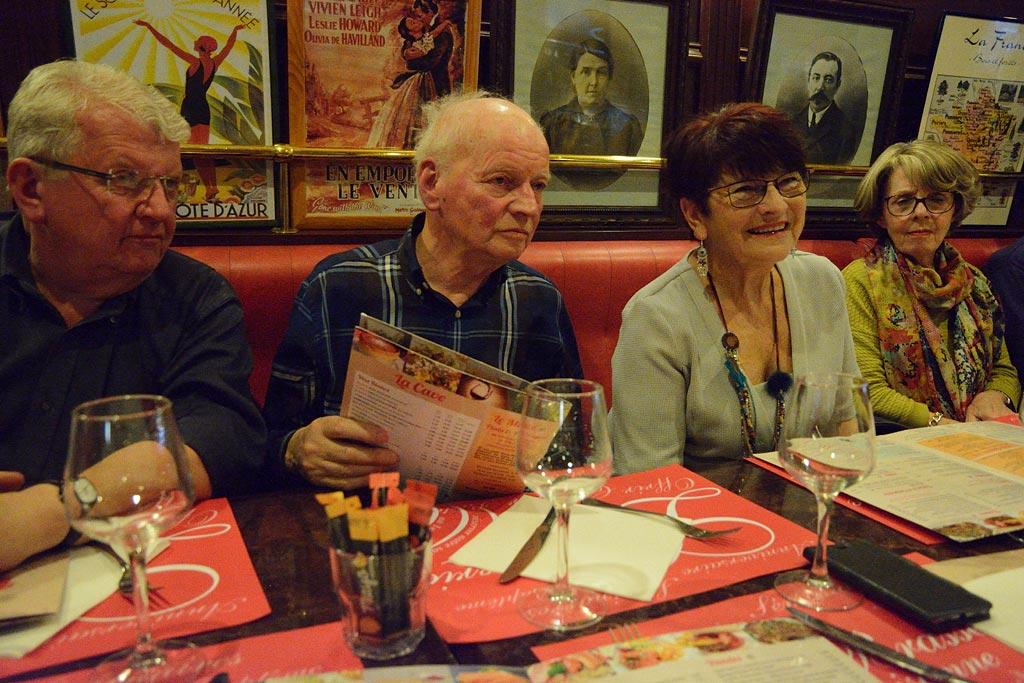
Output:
[340,315,532,502]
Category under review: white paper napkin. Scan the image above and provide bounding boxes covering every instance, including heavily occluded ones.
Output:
[964,566,1024,652]
[448,496,683,601]
[0,538,171,659]
[0,545,120,658]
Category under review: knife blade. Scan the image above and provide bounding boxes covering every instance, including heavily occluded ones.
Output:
[787,607,980,683]
[498,506,557,583]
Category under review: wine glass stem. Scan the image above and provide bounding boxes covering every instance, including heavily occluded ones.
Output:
[552,501,573,598]
[810,495,836,582]
[128,545,159,661]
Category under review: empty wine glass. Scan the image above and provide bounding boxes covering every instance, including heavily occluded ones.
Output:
[63,394,203,682]
[774,373,876,611]
[515,379,613,631]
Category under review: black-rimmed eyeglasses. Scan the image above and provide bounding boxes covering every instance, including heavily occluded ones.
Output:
[29,157,188,204]
[884,192,954,217]
[708,170,810,209]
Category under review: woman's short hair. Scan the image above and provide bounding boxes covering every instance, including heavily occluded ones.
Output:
[854,139,981,228]
[6,60,190,165]
[196,35,218,53]
[664,102,807,214]
[570,38,614,78]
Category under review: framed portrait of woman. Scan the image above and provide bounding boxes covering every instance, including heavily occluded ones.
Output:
[492,0,687,232]
[287,0,481,229]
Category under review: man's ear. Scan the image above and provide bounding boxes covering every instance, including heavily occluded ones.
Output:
[6,158,47,222]
[679,197,708,241]
[417,159,442,211]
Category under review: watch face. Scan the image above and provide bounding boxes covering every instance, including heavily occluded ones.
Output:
[73,477,98,509]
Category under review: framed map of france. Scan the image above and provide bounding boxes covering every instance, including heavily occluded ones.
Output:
[918,13,1024,227]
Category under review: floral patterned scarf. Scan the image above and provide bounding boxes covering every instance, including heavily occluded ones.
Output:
[864,238,1004,420]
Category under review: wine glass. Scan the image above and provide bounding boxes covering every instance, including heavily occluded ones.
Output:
[514,379,613,631]
[63,395,203,683]
[774,373,876,611]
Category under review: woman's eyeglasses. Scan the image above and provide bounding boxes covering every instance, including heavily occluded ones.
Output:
[708,170,810,209]
[29,157,188,204]
[884,192,955,217]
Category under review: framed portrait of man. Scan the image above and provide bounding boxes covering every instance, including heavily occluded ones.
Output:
[746,0,912,218]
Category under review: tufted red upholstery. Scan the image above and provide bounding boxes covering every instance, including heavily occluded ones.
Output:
[174,237,1013,407]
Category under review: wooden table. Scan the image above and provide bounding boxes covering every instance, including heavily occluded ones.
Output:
[222,457,1024,669]
[12,457,1022,680]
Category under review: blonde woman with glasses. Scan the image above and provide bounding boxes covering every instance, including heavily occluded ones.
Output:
[843,139,1020,429]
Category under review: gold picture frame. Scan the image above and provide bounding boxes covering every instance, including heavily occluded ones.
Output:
[287,0,481,230]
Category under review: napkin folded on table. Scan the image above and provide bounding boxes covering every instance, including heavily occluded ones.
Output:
[448,495,683,602]
[964,566,1024,653]
[0,539,168,659]
[0,553,69,624]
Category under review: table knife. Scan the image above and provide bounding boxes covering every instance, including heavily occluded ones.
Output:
[787,607,981,683]
[498,506,557,583]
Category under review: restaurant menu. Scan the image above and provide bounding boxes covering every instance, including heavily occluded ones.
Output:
[756,421,1024,542]
[534,586,1024,683]
[340,314,533,502]
[526,620,878,683]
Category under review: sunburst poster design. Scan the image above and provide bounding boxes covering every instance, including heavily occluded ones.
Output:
[68,0,277,228]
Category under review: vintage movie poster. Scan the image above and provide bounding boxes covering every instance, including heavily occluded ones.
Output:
[68,0,277,228]
[288,0,480,227]
[918,14,1024,226]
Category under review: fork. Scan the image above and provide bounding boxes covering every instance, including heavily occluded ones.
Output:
[95,544,169,607]
[580,498,741,539]
[609,621,643,644]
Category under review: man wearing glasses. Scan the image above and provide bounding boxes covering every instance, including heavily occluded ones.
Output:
[0,60,265,570]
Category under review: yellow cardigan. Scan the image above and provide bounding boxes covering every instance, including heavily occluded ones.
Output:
[843,258,1021,427]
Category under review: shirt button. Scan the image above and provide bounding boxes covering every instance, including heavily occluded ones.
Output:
[40,401,52,412]
[454,310,461,319]
[415,288,423,296]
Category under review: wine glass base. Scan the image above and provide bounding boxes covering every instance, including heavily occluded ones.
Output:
[774,569,863,612]
[516,585,606,632]
[91,639,205,683]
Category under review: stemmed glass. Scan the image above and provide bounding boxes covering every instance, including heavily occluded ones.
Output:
[514,379,613,631]
[774,373,876,611]
[63,395,203,682]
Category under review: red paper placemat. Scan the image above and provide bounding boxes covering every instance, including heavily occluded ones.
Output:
[27,621,360,683]
[427,465,816,643]
[747,455,947,544]
[532,586,1023,683]
[0,498,270,679]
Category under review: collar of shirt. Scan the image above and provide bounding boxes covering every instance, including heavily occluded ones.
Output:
[808,102,834,126]
[398,213,507,309]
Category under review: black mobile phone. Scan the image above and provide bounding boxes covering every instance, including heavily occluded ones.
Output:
[803,540,992,632]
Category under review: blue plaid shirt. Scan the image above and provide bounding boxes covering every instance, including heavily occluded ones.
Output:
[263,215,583,478]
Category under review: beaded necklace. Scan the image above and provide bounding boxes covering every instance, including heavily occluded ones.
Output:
[705,267,792,455]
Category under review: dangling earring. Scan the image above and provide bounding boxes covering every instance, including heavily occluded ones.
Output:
[695,240,709,279]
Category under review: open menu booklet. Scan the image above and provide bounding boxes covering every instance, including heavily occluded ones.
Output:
[755,420,1024,542]
[264,618,878,682]
[340,314,534,502]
